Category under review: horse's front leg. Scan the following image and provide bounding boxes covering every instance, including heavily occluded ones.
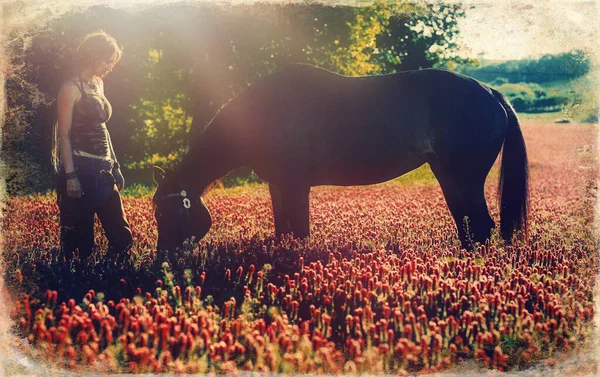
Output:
[269,183,288,237]
[269,182,310,239]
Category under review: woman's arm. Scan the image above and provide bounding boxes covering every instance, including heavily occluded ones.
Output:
[57,83,78,172]
[57,82,83,198]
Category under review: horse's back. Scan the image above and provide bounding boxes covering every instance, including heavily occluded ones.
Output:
[246,66,426,183]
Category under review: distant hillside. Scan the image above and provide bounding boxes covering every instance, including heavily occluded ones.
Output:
[455,51,597,122]
[456,50,591,84]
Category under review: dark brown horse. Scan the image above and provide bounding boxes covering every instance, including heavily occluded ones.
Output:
[152,64,528,252]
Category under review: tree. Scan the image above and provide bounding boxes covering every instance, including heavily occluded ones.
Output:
[128,48,193,170]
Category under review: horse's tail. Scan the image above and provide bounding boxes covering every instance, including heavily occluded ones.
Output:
[492,89,529,244]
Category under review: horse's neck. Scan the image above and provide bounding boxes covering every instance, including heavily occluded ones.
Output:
[175,156,233,194]
[175,132,242,194]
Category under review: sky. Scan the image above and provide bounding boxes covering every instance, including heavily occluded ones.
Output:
[457,0,599,60]
[3,0,599,62]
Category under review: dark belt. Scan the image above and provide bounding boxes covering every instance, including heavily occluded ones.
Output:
[72,154,114,173]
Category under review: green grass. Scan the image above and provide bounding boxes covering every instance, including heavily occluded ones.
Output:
[388,164,501,187]
[119,164,501,196]
[119,165,440,198]
[389,164,437,185]
[121,183,156,197]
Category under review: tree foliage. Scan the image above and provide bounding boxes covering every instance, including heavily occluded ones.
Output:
[4,1,472,194]
[128,48,193,170]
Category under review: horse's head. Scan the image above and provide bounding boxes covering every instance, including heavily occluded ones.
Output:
[152,166,212,253]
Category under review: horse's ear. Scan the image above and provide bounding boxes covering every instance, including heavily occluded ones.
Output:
[153,166,166,184]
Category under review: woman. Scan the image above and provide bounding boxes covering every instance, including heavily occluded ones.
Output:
[53,30,133,263]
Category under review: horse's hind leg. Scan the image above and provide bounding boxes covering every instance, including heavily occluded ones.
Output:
[430,162,495,250]
[269,182,310,239]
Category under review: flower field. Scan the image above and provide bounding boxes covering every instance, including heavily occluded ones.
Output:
[1,121,598,375]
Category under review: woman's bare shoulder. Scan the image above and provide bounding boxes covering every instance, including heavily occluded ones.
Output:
[58,79,82,101]
[62,75,81,87]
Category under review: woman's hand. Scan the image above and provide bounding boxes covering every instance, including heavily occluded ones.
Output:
[66,177,84,198]
[114,168,125,191]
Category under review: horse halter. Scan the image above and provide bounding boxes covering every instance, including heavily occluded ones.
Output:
[160,189,192,209]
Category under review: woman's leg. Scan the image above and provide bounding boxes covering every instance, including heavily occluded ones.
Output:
[96,183,133,259]
[58,176,96,261]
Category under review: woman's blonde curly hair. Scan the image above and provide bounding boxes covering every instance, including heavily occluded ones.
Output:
[75,30,123,71]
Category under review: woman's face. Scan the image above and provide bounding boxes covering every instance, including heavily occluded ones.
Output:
[94,51,118,78]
